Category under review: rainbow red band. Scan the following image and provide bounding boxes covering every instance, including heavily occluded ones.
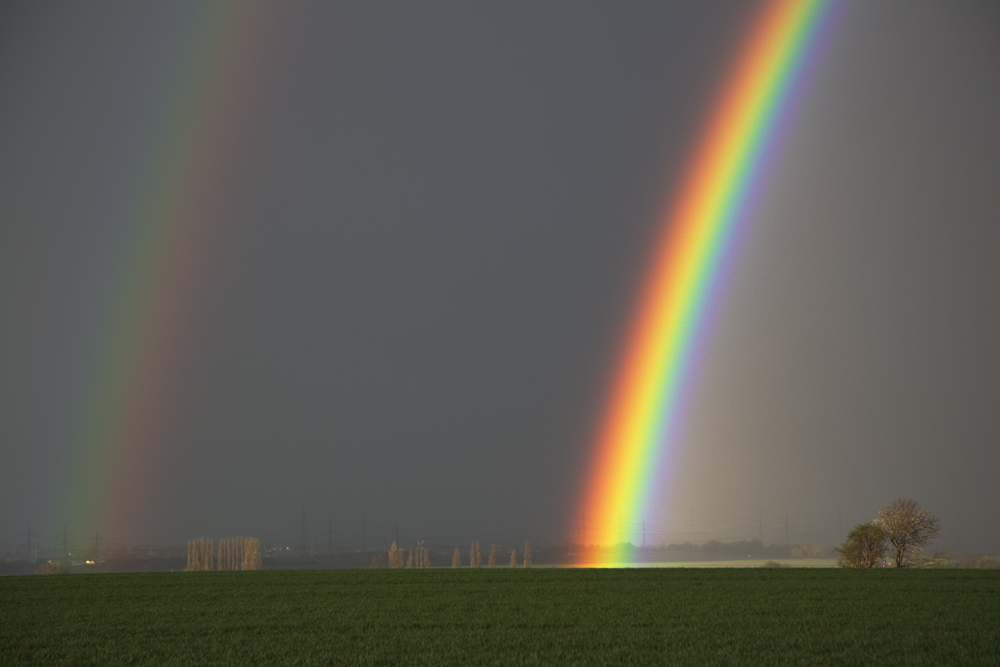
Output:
[61,3,283,539]
[577,0,836,565]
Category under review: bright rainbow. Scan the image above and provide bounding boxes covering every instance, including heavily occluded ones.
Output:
[59,3,285,540]
[577,0,836,565]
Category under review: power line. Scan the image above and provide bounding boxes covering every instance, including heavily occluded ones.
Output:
[301,505,307,555]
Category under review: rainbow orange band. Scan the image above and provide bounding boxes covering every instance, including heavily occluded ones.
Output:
[60,3,284,539]
[577,0,836,565]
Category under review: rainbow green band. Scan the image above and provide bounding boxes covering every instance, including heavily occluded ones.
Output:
[578,0,836,565]
[60,3,282,539]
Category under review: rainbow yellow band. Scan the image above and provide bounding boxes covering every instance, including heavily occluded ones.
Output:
[578,0,835,565]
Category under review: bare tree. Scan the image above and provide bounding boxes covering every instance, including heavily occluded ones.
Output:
[185,538,215,571]
[388,540,403,568]
[523,540,531,568]
[509,548,517,568]
[488,544,497,568]
[452,546,461,568]
[242,538,262,570]
[835,523,886,568]
[186,537,259,571]
[875,498,942,568]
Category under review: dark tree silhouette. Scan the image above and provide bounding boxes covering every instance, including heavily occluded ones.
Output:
[836,523,886,568]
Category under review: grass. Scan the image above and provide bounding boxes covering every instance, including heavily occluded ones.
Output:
[2,568,998,665]
[584,559,839,568]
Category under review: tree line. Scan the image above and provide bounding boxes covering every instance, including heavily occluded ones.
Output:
[370,540,532,568]
[186,537,262,571]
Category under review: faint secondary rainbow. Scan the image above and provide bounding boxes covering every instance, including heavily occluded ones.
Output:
[59,3,284,540]
[577,0,836,565]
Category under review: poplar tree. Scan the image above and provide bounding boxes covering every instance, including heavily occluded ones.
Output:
[243,538,261,570]
[388,540,403,568]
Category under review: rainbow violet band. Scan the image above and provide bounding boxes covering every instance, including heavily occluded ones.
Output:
[577,0,836,566]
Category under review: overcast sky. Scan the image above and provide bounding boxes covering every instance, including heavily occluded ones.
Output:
[2,1,999,555]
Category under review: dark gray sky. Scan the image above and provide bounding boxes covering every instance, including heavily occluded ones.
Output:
[2,1,999,555]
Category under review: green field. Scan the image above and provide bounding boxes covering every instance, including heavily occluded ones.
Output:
[2,569,998,665]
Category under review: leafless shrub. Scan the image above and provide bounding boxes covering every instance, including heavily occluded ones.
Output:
[922,550,950,568]
[488,544,496,568]
[452,546,461,568]
[950,554,999,569]
[32,562,67,574]
[876,498,941,568]
[759,560,790,568]
[523,540,531,568]
[977,556,1000,569]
